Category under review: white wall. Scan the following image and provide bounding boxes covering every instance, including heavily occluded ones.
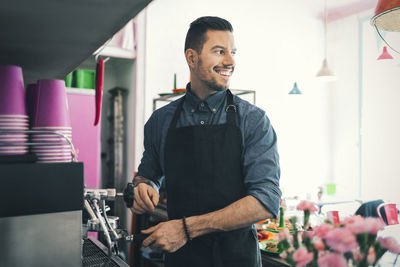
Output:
[131,0,335,201]
[329,10,400,204]
[327,15,360,201]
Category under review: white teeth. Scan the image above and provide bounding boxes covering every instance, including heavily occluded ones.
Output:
[217,70,231,76]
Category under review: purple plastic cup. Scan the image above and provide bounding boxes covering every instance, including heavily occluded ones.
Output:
[0,65,27,116]
[31,145,71,151]
[32,79,71,128]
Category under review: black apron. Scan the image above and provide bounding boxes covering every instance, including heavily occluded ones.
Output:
[164,90,261,267]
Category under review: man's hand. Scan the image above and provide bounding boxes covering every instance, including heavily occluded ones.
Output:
[141,219,187,253]
[130,183,159,214]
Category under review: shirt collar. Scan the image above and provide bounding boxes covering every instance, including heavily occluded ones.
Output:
[183,83,226,112]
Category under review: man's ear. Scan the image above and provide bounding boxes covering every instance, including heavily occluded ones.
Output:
[185,49,198,68]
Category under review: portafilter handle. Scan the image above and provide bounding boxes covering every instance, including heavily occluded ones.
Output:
[123,183,134,208]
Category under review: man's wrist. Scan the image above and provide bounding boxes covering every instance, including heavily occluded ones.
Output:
[182,216,192,241]
[132,176,159,193]
[185,214,218,239]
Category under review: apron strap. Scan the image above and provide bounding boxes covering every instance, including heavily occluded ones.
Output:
[169,96,185,129]
[225,89,237,126]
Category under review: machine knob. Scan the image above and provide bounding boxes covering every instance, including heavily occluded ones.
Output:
[123,183,134,208]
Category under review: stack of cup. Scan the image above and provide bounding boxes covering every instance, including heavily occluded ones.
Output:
[29,79,73,162]
[0,65,29,156]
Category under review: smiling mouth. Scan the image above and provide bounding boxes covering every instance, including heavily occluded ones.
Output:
[214,68,233,78]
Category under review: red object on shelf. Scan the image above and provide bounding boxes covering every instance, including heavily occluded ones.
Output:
[327,210,340,225]
[94,58,104,126]
[377,203,399,225]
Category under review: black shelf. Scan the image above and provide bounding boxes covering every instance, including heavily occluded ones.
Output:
[0,0,151,84]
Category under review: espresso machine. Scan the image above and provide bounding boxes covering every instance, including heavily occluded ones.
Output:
[0,162,84,267]
[82,183,150,267]
[0,161,143,267]
[82,185,144,247]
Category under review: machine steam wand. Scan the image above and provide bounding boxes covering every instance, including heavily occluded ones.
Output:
[84,188,121,254]
[101,199,120,241]
[83,185,149,256]
[92,198,114,252]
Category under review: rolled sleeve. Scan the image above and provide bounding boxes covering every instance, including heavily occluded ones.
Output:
[242,108,281,218]
[136,113,164,189]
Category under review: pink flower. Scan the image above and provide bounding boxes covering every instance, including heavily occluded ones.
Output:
[344,216,385,235]
[324,228,358,253]
[314,239,325,251]
[280,251,287,259]
[297,201,318,213]
[378,236,400,254]
[306,230,315,239]
[345,220,369,234]
[364,217,385,234]
[352,250,364,261]
[293,247,314,267]
[367,247,376,265]
[313,223,334,239]
[318,250,328,258]
[342,215,363,225]
[278,228,291,241]
[317,253,347,267]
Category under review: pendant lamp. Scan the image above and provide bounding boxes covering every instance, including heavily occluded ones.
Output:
[288,82,302,95]
[316,0,337,81]
[377,46,393,60]
[371,0,400,53]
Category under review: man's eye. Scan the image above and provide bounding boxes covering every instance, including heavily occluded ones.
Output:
[231,51,236,56]
[216,50,224,55]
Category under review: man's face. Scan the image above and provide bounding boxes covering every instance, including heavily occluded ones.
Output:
[193,30,236,92]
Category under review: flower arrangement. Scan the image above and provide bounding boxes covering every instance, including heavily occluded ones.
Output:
[278,201,400,267]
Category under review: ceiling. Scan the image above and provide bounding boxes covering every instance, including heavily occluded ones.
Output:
[326,0,378,22]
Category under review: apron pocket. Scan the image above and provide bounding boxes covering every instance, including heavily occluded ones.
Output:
[217,227,258,263]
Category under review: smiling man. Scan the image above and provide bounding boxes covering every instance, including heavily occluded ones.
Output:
[188,29,236,97]
[129,16,281,267]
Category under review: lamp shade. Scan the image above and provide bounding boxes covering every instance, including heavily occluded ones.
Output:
[316,59,338,82]
[371,0,400,31]
[316,58,337,76]
[377,46,393,60]
[288,82,302,95]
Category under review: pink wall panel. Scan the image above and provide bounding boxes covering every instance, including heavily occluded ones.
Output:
[67,91,101,189]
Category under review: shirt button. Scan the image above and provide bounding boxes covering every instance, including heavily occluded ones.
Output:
[191,109,195,113]
[212,108,216,113]
[200,121,205,125]
[200,103,205,107]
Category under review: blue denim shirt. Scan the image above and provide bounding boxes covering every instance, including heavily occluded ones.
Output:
[137,84,281,217]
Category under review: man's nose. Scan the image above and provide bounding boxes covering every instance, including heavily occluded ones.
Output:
[223,52,235,66]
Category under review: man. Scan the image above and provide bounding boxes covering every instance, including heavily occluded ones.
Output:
[130,16,281,267]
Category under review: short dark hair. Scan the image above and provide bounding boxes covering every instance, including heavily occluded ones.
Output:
[184,16,233,53]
